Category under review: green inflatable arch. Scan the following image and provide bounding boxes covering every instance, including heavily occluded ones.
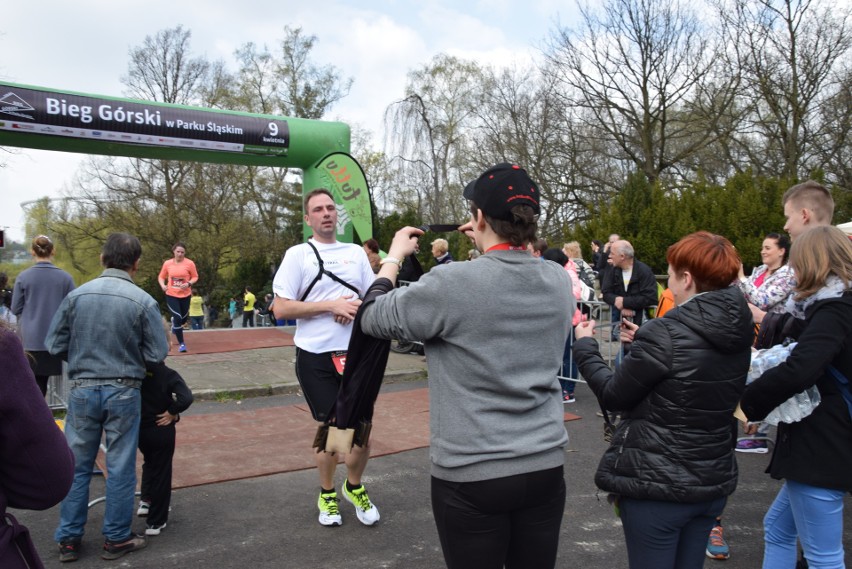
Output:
[0,81,371,242]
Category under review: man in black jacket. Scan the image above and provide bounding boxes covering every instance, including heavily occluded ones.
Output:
[596,234,620,339]
[601,240,658,330]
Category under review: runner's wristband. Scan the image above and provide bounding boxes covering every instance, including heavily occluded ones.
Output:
[379,256,402,267]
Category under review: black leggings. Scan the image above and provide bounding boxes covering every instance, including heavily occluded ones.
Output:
[35,375,49,397]
[431,465,565,569]
[166,295,190,345]
[138,423,176,527]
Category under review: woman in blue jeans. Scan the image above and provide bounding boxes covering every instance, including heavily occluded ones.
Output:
[740,226,852,568]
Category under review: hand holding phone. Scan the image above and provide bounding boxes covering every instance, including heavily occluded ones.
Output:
[619,318,639,344]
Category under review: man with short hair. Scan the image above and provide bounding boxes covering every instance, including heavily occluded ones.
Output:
[272,188,379,528]
[601,240,658,329]
[431,238,453,265]
[750,180,837,327]
[782,180,835,240]
[594,233,620,273]
[47,233,169,563]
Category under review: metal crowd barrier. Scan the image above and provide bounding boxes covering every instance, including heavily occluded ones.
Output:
[558,299,650,382]
[559,300,609,383]
[47,362,69,410]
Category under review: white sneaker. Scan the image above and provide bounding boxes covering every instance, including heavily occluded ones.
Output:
[341,481,380,526]
[317,492,342,527]
[137,501,150,517]
[145,523,166,536]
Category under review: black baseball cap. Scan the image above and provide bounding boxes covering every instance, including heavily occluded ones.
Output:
[463,163,540,220]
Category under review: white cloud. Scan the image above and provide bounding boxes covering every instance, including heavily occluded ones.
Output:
[314,14,428,134]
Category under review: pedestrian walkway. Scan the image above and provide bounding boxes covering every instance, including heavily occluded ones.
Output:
[165,327,429,399]
[171,388,431,488]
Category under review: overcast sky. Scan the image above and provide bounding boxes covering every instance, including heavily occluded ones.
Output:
[0,0,576,243]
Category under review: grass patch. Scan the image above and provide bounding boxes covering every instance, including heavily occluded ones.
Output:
[215,391,245,403]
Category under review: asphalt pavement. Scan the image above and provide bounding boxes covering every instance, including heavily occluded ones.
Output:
[15,335,852,568]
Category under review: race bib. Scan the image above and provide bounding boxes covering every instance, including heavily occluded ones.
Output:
[331,351,347,375]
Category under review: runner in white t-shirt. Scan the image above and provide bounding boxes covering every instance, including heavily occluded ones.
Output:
[271,188,379,528]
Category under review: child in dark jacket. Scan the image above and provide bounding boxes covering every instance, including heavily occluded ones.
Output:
[137,361,193,536]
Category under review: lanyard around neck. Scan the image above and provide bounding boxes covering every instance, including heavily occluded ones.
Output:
[485,243,526,253]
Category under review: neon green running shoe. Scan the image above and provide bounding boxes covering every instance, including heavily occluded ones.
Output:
[317,491,342,526]
[342,481,380,526]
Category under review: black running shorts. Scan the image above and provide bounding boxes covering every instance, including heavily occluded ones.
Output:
[294,348,342,422]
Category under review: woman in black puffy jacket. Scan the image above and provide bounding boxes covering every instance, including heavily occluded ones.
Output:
[573,232,754,569]
[740,226,852,569]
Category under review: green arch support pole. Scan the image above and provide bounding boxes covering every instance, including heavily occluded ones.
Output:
[0,81,372,242]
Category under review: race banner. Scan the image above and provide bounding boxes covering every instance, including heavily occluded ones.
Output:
[0,82,289,156]
[0,82,369,243]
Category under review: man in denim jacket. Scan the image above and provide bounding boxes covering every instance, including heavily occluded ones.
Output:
[46,233,169,563]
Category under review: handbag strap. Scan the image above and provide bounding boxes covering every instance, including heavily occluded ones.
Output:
[596,399,617,443]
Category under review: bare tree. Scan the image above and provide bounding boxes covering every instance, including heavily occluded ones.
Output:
[384,54,484,223]
[716,0,852,181]
[471,65,602,236]
[231,26,352,119]
[546,0,739,184]
[817,68,852,193]
[123,26,216,105]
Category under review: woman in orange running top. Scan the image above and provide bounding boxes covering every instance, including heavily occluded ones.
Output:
[158,242,198,353]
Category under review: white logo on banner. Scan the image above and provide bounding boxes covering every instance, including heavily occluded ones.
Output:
[336,204,350,235]
[0,91,35,120]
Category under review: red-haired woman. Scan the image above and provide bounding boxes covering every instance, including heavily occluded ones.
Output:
[158,242,198,353]
[573,232,754,569]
